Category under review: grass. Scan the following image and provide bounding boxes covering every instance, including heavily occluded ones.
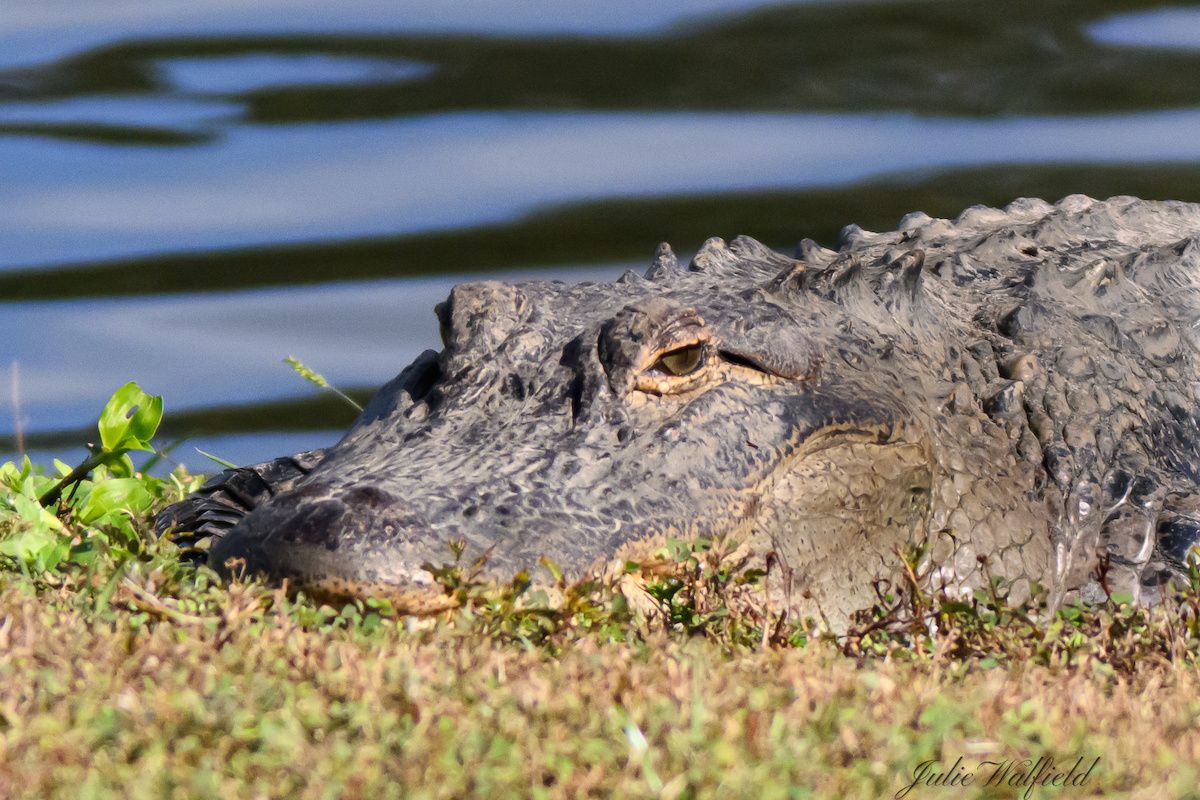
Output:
[4,386,1200,798]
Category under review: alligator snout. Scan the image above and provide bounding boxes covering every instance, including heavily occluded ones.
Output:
[207,481,457,606]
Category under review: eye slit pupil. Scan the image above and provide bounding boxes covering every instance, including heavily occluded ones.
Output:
[655,344,704,376]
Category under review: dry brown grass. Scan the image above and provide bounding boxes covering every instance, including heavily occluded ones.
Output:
[2,569,1200,800]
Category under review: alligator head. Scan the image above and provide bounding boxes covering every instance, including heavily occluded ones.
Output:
[173,236,948,627]
[164,197,1200,628]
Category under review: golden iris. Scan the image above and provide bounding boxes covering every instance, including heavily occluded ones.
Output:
[653,344,704,376]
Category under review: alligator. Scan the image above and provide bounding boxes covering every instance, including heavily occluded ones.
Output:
[157,195,1200,629]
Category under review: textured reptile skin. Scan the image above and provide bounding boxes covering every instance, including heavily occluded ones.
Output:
[158,195,1200,627]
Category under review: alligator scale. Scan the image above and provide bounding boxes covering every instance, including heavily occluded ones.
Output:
[159,195,1200,627]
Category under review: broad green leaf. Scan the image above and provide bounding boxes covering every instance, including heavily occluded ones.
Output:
[38,538,70,571]
[2,487,68,572]
[104,453,136,480]
[78,478,156,525]
[11,491,64,532]
[0,460,19,492]
[98,382,162,452]
[0,526,58,564]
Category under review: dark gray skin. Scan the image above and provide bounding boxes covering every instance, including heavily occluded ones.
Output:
[158,195,1200,628]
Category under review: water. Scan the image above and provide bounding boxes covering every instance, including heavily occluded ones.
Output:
[1089,7,1200,50]
[5,0,1200,472]
[10,109,1200,271]
[0,0,800,68]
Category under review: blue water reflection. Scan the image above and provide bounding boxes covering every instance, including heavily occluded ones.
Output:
[0,0,799,68]
[1090,6,1200,50]
[6,108,1200,270]
[0,96,239,129]
[158,55,435,95]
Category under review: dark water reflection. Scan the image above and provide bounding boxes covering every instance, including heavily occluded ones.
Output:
[4,0,1200,470]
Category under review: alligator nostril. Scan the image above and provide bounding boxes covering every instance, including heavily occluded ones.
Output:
[343,486,397,511]
[505,374,527,401]
[568,374,585,422]
[409,359,441,402]
[437,281,530,356]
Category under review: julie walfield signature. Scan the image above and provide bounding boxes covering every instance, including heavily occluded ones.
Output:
[896,756,1100,799]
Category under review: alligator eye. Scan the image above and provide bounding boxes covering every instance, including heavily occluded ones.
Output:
[653,344,704,376]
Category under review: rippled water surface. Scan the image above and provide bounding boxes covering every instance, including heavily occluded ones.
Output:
[5,0,1200,470]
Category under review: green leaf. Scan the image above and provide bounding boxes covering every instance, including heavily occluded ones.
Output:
[104,453,136,479]
[12,490,64,533]
[539,556,564,584]
[78,478,156,525]
[1,486,68,573]
[0,460,20,492]
[39,538,70,571]
[666,538,690,562]
[98,382,162,452]
[365,598,396,616]
[195,448,237,470]
[0,527,59,566]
